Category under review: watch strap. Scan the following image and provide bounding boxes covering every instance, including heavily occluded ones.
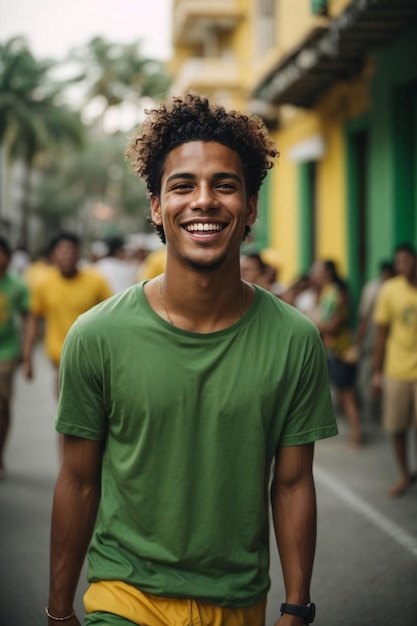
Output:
[280,602,316,623]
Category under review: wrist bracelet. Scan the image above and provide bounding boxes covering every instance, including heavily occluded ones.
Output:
[45,607,76,621]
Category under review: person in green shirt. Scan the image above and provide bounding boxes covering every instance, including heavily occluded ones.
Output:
[0,235,29,478]
[47,93,337,626]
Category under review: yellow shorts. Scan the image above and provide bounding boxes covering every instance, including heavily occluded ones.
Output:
[84,580,266,626]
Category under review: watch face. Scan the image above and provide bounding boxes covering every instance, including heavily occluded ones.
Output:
[308,602,316,622]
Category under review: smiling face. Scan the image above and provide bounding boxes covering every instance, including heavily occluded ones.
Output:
[151,141,257,273]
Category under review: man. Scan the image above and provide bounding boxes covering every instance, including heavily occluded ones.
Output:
[138,245,167,280]
[94,235,138,294]
[240,251,271,291]
[0,235,29,478]
[22,232,112,394]
[356,260,395,421]
[373,243,417,496]
[46,94,337,626]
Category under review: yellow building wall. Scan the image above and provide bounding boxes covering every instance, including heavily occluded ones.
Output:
[269,109,321,285]
[268,143,299,285]
[317,125,347,274]
[169,0,371,286]
[268,78,369,284]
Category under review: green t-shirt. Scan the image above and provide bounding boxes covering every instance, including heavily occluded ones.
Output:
[56,283,337,607]
[0,273,29,360]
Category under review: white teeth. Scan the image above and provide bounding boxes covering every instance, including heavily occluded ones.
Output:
[185,223,223,232]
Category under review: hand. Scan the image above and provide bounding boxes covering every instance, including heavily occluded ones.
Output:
[20,356,33,380]
[371,371,383,396]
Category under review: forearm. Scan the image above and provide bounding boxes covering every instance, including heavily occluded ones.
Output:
[21,313,41,361]
[372,326,388,373]
[272,476,316,604]
[49,470,100,614]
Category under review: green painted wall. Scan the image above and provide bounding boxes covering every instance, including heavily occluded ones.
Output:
[298,161,315,273]
[367,28,417,275]
[345,116,369,311]
[252,170,270,248]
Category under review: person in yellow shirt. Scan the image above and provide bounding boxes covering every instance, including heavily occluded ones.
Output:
[137,246,166,280]
[22,232,112,395]
[373,243,417,496]
[24,252,51,292]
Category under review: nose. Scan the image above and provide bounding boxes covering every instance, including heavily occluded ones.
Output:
[189,183,218,211]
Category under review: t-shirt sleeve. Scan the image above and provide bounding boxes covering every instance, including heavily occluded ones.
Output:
[280,331,338,446]
[55,320,107,439]
[29,281,45,316]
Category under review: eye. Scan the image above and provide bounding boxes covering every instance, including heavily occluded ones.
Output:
[215,182,237,191]
[172,183,193,192]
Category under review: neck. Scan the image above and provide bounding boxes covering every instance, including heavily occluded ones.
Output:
[158,267,251,333]
[60,268,78,278]
[405,274,417,287]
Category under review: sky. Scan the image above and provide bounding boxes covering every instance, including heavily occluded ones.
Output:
[0,0,173,61]
[0,0,174,131]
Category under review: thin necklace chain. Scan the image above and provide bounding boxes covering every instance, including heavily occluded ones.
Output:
[158,275,246,327]
[158,275,174,325]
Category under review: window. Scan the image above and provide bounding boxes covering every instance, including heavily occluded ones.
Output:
[256,0,277,56]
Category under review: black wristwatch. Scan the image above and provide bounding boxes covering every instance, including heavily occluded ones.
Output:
[280,602,316,624]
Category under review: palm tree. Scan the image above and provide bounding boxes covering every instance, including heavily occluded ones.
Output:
[33,130,149,246]
[0,37,85,246]
[71,36,171,128]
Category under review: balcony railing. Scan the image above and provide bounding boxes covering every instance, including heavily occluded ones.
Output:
[173,0,244,44]
[170,57,241,95]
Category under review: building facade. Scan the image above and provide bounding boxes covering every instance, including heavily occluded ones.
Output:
[170,0,417,298]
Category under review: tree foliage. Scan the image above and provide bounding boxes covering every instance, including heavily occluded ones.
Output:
[33,130,149,240]
[70,36,171,125]
[0,36,85,245]
[0,34,171,248]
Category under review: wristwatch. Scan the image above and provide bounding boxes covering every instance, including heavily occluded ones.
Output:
[280,602,316,624]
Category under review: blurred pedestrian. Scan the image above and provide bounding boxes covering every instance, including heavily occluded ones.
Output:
[372,243,417,496]
[0,235,29,478]
[279,274,317,314]
[260,248,286,296]
[356,260,395,421]
[21,232,112,396]
[24,250,51,292]
[46,93,337,626]
[310,259,362,447]
[137,245,166,280]
[94,236,138,293]
[89,240,108,264]
[8,243,31,276]
[240,251,271,290]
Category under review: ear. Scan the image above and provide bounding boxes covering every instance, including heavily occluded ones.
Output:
[246,195,258,226]
[150,195,163,226]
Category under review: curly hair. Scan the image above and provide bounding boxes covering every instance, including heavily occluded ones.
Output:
[126,93,278,242]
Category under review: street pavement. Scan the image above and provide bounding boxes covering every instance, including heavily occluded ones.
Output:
[1,346,416,626]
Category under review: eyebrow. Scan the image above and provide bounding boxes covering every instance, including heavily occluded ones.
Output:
[166,172,242,185]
